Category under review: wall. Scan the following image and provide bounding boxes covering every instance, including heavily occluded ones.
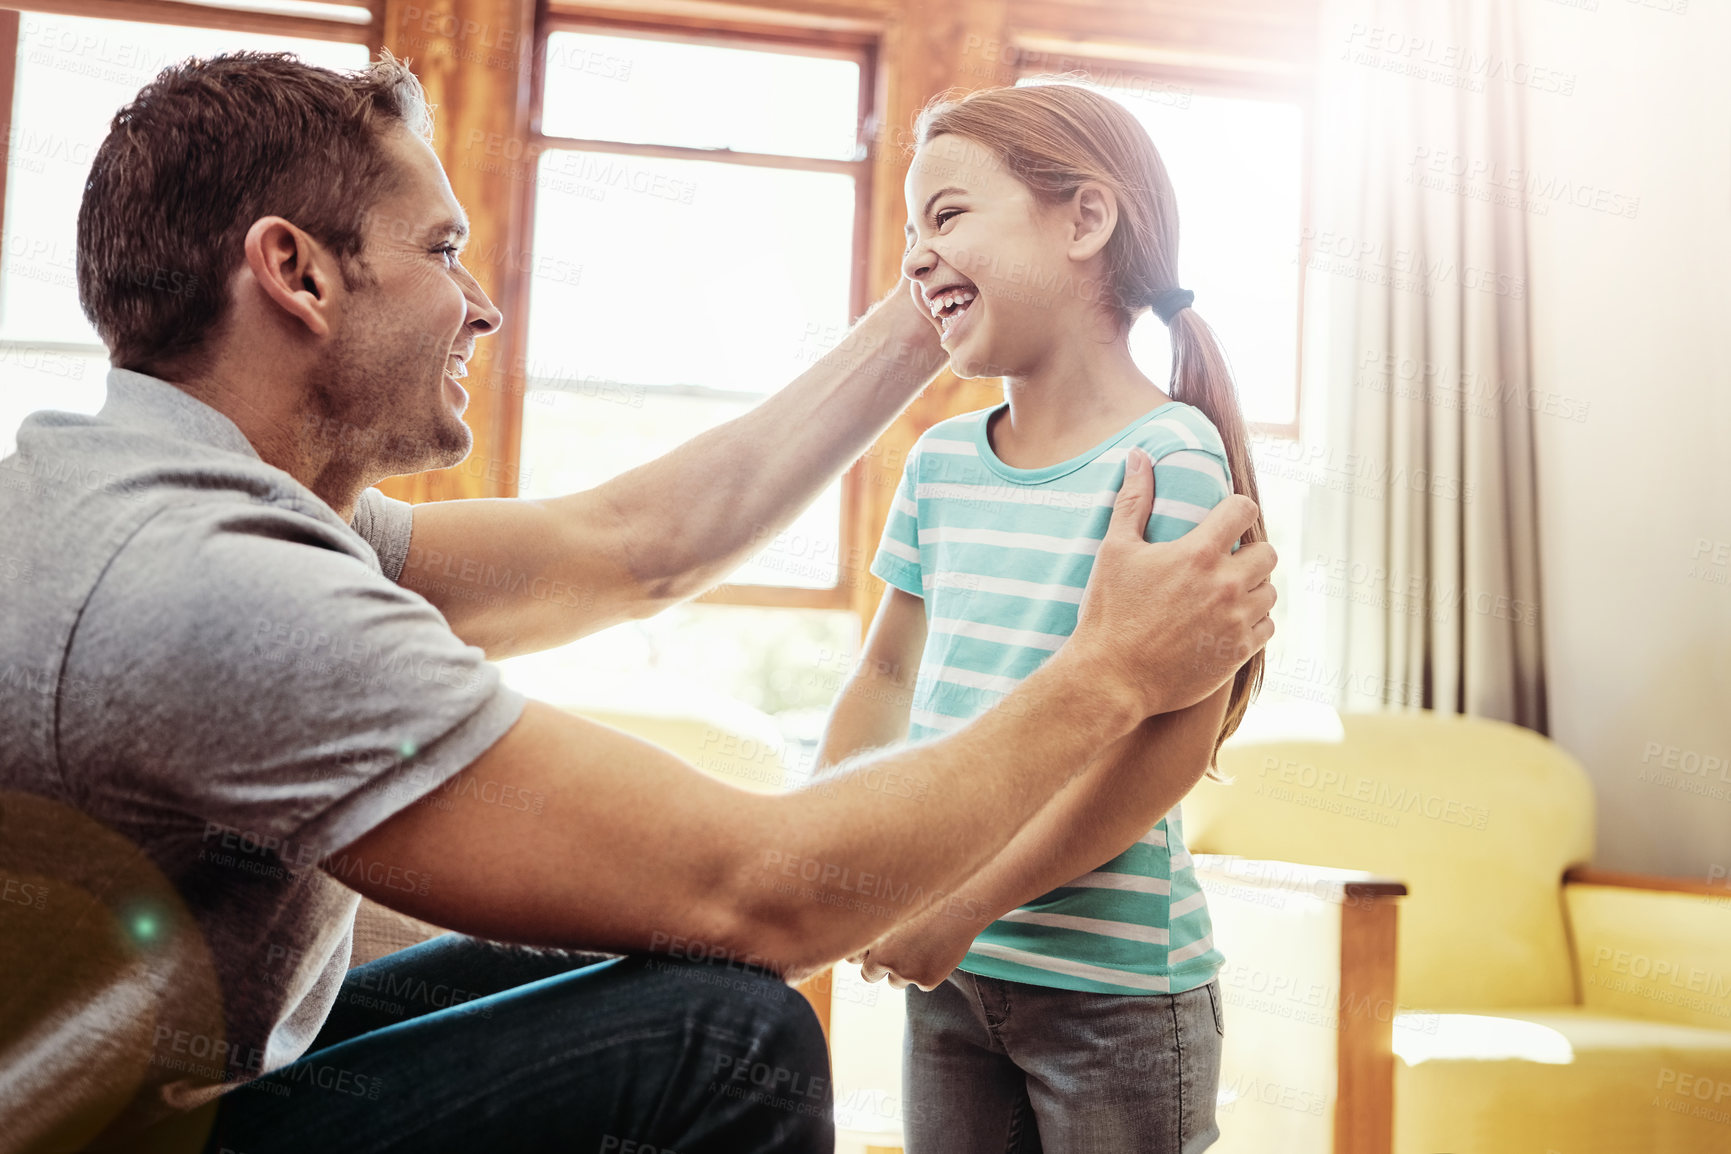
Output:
[1519,0,1731,875]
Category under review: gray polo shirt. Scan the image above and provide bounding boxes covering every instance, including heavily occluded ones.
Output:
[0,368,526,1141]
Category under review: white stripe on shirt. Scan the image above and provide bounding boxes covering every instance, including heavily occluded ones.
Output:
[915,482,1111,509]
[878,536,919,564]
[910,708,965,733]
[1065,870,1172,896]
[1154,450,1231,489]
[929,664,1022,695]
[921,438,977,456]
[1144,418,1204,451]
[965,941,1172,992]
[1152,497,1214,524]
[923,570,1086,605]
[918,526,1102,556]
[1167,932,1217,965]
[997,908,1170,946]
[928,617,1068,652]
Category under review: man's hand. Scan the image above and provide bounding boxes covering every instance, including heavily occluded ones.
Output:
[1066,447,1276,719]
[848,905,982,992]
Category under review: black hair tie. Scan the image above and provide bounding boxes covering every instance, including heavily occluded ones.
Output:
[1150,287,1194,325]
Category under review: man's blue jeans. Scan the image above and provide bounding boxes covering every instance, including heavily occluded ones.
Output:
[188,933,834,1153]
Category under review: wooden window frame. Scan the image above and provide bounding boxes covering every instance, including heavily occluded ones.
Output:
[523,9,879,613]
[1009,46,1311,443]
[0,0,380,45]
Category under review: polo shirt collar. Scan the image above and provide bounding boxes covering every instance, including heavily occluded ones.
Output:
[99,367,263,461]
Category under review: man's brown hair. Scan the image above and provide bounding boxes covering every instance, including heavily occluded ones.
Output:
[76,50,431,377]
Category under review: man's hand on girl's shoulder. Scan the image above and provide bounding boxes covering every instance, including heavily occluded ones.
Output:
[1069,448,1277,718]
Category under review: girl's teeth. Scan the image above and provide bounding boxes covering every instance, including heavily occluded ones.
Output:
[929,290,976,318]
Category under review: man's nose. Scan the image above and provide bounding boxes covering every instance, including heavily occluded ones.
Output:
[466,280,503,335]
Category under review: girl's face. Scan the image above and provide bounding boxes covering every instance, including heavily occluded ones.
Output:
[902,132,1108,379]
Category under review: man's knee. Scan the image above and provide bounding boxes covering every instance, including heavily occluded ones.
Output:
[651,956,818,1032]
[706,989,833,1149]
[625,955,831,1147]
[754,973,828,1071]
[629,957,826,1075]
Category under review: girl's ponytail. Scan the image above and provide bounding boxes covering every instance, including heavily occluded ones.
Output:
[1167,306,1267,770]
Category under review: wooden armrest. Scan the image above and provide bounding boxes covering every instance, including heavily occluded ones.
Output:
[1564,865,1725,897]
[1193,853,1408,906]
[1195,854,1404,1154]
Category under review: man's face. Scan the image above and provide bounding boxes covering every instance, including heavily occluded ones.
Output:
[311,125,501,479]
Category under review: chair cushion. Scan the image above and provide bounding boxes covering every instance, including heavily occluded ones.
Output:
[1394,1007,1731,1154]
[1190,709,1594,1007]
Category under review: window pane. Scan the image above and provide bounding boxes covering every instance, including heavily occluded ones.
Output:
[170,1,370,22]
[524,151,856,392]
[541,31,860,161]
[516,388,842,588]
[1017,78,1303,427]
[0,347,110,457]
[1,14,369,345]
[518,148,856,589]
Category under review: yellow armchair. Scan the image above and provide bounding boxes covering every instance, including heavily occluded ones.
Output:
[1188,707,1731,1154]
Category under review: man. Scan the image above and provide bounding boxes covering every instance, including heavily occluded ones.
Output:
[0,51,1276,1154]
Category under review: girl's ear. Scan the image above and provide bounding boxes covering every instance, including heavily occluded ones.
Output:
[1066,181,1118,263]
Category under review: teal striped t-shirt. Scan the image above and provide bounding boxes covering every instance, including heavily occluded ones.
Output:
[870,399,1231,996]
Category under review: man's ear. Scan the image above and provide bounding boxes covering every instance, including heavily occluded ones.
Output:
[243,216,339,339]
[1065,182,1118,263]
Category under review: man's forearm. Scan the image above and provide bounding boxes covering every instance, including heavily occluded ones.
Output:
[578,286,945,604]
[893,686,1231,945]
[749,648,1144,971]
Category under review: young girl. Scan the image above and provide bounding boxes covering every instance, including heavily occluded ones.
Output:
[816,82,1266,1153]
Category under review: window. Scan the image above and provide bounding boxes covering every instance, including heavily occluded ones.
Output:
[518,145,856,588]
[518,27,868,592]
[499,24,874,748]
[0,7,369,454]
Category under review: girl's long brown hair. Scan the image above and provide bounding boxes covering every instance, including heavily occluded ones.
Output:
[916,80,1266,768]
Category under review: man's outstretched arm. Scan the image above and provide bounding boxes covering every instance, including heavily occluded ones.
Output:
[396,286,946,657]
[336,454,1277,979]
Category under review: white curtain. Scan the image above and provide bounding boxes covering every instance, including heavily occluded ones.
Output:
[1291,0,1547,730]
